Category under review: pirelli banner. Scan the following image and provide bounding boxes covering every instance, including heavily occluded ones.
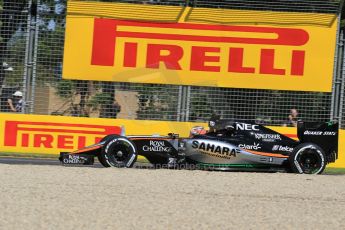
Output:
[0,113,205,155]
[63,1,338,92]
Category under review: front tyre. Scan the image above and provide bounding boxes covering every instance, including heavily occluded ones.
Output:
[289,143,326,174]
[99,136,137,168]
[97,135,121,167]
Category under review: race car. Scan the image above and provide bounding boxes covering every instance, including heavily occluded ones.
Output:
[59,117,339,174]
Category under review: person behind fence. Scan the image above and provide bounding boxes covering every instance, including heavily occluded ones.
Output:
[283,108,298,127]
[7,91,24,112]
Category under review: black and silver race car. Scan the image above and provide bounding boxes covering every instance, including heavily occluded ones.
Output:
[59,118,339,174]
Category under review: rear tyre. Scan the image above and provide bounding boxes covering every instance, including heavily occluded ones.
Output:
[289,143,326,174]
[99,136,137,168]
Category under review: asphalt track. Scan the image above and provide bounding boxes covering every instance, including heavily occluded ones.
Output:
[0,156,139,168]
[0,156,62,166]
[1,157,345,229]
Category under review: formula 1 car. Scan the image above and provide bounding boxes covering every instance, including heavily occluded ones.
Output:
[59,117,339,174]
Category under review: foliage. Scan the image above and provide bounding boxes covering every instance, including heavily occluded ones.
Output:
[188,93,213,121]
[55,80,73,99]
[135,84,179,120]
[0,0,27,88]
[87,92,113,111]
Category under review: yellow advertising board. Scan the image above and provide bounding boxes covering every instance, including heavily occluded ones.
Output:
[0,113,204,155]
[0,113,344,168]
[63,0,337,92]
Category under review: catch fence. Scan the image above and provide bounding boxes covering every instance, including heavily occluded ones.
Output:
[0,0,344,127]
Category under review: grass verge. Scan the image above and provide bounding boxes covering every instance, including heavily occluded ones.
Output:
[0,152,58,159]
[324,168,345,175]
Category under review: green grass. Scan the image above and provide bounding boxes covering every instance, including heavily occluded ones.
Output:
[0,152,58,159]
[324,168,345,175]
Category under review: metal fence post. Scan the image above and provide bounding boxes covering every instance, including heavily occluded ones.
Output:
[22,0,38,114]
[185,86,191,122]
[180,86,187,121]
[22,0,33,114]
[176,85,183,121]
[339,31,345,127]
[29,0,40,114]
[330,15,342,121]
[177,85,191,122]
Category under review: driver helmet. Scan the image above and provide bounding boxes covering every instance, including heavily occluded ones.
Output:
[189,126,207,137]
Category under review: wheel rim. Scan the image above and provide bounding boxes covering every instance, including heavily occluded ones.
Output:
[294,146,324,174]
[108,141,132,165]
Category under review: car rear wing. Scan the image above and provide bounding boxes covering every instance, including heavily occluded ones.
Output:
[297,121,339,163]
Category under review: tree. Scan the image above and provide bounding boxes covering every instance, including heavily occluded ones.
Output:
[38,0,121,118]
[0,0,28,88]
